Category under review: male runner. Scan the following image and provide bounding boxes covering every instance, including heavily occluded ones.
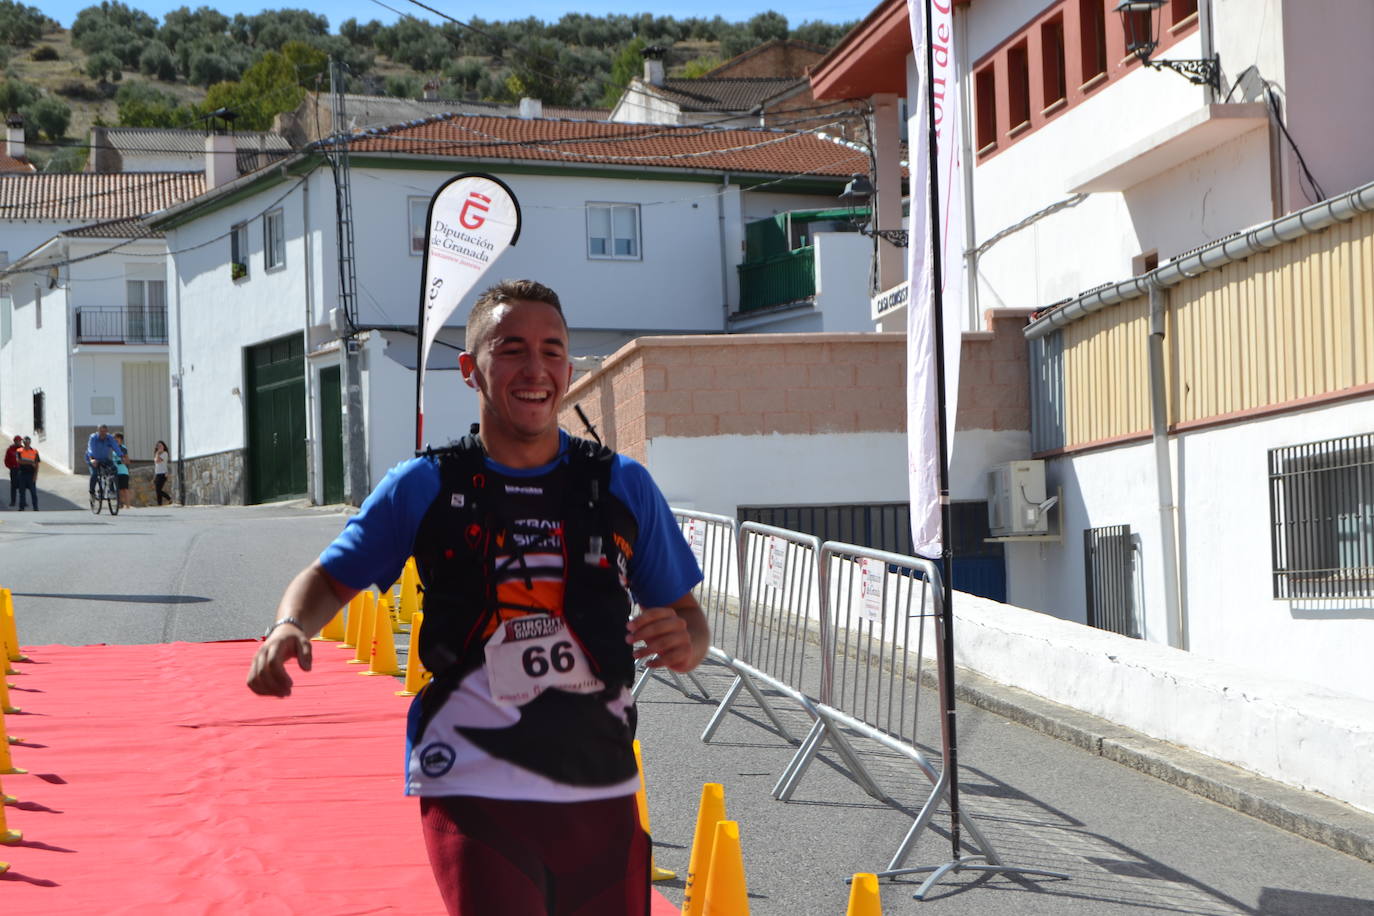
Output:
[248,279,708,915]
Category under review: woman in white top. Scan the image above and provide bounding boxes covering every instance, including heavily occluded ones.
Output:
[153,440,171,506]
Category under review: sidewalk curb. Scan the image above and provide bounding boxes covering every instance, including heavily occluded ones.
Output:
[949,664,1374,864]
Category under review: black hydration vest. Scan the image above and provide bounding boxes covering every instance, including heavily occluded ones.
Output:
[411,434,639,692]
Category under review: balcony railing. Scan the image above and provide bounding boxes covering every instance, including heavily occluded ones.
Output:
[737,246,816,313]
[75,306,168,344]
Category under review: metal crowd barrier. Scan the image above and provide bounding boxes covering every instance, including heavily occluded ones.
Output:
[699,522,832,749]
[639,514,1067,893]
[779,543,997,873]
[632,509,742,701]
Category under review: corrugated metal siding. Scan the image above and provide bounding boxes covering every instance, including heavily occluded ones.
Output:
[1061,295,1150,447]
[1171,208,1374,425]
[1044,208,1374,452]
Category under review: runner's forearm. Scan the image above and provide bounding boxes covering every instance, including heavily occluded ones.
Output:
[272,561,359,635]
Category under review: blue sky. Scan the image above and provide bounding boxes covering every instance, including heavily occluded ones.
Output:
[42,0,875,31]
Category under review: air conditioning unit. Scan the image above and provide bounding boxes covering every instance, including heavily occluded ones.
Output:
[987,460,1057,537]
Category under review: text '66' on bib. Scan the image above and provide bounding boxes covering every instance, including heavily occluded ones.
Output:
[484,614,606,706]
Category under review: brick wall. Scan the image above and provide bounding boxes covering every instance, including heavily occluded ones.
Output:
[561,333,907,464]
[955,309,1034,432]
[562,315,1032,463]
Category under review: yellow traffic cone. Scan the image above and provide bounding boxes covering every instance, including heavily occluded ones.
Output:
[378,588,402,635]
[1,618,16,676]
[349,592,376,664]
[0,671,17,714]
[341,591,364,650]
[702,820,748,916]
[0,781,20,844]
[2,772,16,806]
[398,559,420,625]
[846,873,882,916]
[0,707,23,775]
[684,783,727,916]
[314,607,345,642]
[396,611,432,696]
[362,593,401,677]
[632,740,676,882]
[2,589,26,663]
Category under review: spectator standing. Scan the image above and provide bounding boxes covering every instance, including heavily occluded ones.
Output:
[153,440,172,506]
[15,436,39,511]
[113,432,132,509]
[4,435,20,508]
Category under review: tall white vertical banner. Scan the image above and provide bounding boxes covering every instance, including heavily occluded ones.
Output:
[906,0,965,559]
[416,173,521,446]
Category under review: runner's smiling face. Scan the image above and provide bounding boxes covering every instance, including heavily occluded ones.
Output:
[460,299,572,465]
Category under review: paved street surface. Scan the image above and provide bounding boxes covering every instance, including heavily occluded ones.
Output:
[3,469,1374,914]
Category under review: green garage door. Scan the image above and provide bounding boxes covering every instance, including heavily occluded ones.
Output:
[246,334,307,504]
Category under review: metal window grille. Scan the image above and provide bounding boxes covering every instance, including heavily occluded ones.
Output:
[1084,524,1139,637]
[1269,433,1374,599]
[32,388,44,434]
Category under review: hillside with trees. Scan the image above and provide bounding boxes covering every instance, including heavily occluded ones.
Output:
[0,0,855,171]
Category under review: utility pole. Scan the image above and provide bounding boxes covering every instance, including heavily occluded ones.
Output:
[328,59,369,506]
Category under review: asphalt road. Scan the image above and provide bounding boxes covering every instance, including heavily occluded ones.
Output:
[4,471,1374,915]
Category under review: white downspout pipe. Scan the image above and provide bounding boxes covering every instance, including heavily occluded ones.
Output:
[1148,285,1185,649]
[301,176,317,504]
[718,172,731,329]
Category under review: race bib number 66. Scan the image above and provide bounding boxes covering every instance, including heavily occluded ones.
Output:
[484,614,605,706]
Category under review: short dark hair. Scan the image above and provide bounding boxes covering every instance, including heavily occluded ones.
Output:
[465,280,566,354]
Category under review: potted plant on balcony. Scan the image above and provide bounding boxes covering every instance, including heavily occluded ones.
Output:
[231,261,247,281]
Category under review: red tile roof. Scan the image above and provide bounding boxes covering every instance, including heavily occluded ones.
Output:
[0,154,35,173]
[652,78,803,112]
[59,216,162,239]
[0,171,206,221]
[342,113,869,177]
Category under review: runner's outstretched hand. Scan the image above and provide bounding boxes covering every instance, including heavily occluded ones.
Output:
[248,625,312,697]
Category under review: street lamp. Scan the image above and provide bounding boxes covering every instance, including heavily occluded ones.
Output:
[1114,1,1220,90]
[839,174,908,247]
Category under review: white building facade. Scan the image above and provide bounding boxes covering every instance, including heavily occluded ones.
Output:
[811,0,1374,703]
[151,114,875,507]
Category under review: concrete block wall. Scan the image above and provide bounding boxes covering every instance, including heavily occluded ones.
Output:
[955,308,1034,432]
[561,333,908,459]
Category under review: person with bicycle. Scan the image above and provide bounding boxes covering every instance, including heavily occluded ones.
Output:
[85,424,119,498]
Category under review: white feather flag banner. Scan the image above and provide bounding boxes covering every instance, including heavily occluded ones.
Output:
[906,0,965,559]
[416,173,522,446]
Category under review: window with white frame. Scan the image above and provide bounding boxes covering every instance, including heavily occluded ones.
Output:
[409,197,429,254]
[231,222,249,280]
[126,278,167,343]
[1269,433,1374,599]
[587,203,640,260]
[264,208,285,270]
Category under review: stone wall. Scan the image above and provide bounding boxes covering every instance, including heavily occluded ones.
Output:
[174,449,246,506]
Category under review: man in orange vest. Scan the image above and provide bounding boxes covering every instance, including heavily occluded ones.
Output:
[15,436,38,511]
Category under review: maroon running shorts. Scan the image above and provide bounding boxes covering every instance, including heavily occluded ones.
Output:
[420,794,651,915]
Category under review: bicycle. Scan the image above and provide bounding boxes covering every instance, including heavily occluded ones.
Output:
[90,462,119,516]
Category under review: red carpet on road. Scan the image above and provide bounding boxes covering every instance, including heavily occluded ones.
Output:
[0,640,679,915]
